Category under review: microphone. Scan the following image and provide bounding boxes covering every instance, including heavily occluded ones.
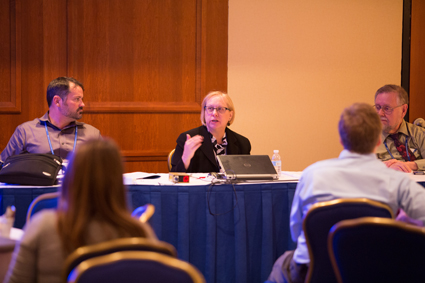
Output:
[413,118,425,127]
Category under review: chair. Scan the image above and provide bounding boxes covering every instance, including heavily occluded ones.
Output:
[414,118,425,128]
[26,192,60,223]
[67,250,206,283]
[167,149,175,172]
[328,217,425,283]
[303,198,393,283]
[131,203,155,223]
[63,237,177,281]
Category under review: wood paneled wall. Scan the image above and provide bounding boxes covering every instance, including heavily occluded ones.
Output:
[409,0,425,122]
[0,0,228,173]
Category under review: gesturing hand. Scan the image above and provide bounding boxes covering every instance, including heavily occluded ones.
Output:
[182,134,204,169]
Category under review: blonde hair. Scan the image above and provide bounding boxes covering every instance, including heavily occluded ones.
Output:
[338,103,382,154]
[57,139,147,254]
[200,91,235,126]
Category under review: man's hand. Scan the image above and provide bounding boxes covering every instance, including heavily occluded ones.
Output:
[182,134,204,170]
[396,209,423,227]
[384,159,415,173]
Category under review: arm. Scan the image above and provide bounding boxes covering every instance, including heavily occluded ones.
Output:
[1,126,26,162]
[413,129,425,171]
[290,176,305,242]
[395,209,423,227]
[384,159,414,173]
[398,179,425,225]
[4,214,43,283]
[170,133,203,172]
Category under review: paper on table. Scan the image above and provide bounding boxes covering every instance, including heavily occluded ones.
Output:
[280,171,303,180]
[123,172,161,185]
[10,228,23,241]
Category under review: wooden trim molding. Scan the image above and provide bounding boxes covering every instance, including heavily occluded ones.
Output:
[84,101,202,113]
[0,0,21,113]
[121,150,169,162]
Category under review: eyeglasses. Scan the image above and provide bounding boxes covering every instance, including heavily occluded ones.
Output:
[204,106,230,114]
[373,104,404,115]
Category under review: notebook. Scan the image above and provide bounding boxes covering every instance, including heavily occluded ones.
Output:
[217,155,278,180]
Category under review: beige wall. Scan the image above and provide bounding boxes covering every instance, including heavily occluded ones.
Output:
[228,0,403,171]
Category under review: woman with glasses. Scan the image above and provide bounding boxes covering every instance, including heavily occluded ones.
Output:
[171,91,251,173]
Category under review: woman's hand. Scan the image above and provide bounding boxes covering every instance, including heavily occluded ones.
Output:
[182,134,204,169]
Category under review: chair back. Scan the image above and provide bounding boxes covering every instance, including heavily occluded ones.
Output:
[63,237,177,281]
[131,204,155,223]
[303,198,393,283]
[329,217,425,283]
[168,149,175,171]
[67,251,206,283]
[26,192,60,223]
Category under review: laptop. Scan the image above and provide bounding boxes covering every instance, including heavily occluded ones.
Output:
[217,155,278,181]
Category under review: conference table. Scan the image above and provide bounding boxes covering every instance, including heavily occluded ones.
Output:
[1,172,425,283]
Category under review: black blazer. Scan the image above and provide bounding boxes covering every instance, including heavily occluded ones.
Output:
[171,125,251,173]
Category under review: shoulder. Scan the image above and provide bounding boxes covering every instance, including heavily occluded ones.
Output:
[177,126,206,140]
[21,210,58,246]
[226,128,250,144]
[15,118,41,132]
[300,157,343,179]
[406,122,425,136]
[183,126,205,136]
[78,122,101,136]
[26,210,58,230]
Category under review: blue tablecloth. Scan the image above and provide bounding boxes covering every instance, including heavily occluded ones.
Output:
[127,182,298,283]
[0,181,298,283]
[2,180,424,283]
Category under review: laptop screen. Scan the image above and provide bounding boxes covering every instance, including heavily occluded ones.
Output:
[217,155,278,180]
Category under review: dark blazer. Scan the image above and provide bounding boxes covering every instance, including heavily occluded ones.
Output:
[171,125,251,173]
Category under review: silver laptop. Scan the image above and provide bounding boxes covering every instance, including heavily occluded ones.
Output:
[217,155,278,180]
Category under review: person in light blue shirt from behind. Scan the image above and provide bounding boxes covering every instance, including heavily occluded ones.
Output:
[267,103,425,283]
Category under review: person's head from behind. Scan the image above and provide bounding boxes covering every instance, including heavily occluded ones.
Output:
[47,77,85,121]
[339,103,382,154]
[374,84,408,134]
[58,139,146,253]
[200,91,235,133]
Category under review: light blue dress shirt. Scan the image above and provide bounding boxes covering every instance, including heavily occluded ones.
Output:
[291,149,425,264]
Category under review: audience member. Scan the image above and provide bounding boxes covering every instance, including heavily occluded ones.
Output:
[374,84,425,172]
[171,91,251,173]
[1,77,100,162]
[267,103,425,283]
[5,139,156,283]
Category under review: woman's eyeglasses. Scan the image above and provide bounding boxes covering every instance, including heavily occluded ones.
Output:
[204,106,230,114]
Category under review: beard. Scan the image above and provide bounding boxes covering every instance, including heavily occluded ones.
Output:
[62,107,83,120]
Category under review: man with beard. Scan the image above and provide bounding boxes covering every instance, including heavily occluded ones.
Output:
[1,77,100,161]
[374,84,425,172]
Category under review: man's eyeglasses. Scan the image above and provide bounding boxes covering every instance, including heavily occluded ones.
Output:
[204,106,230,114]
[373,104,404,115]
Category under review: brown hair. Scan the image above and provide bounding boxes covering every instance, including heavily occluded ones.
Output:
[47,77,84,107]
[200,91,235,126]
[338,103,382,154]
[57,139,147,254]
[374,84,408,105]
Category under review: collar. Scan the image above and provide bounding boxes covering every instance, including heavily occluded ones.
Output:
[210,131,228,146]
[339,149,378,160]
[39,111,83,130]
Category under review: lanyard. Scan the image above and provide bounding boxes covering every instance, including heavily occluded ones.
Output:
[45,123,78,155]
[384,135,411,161]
